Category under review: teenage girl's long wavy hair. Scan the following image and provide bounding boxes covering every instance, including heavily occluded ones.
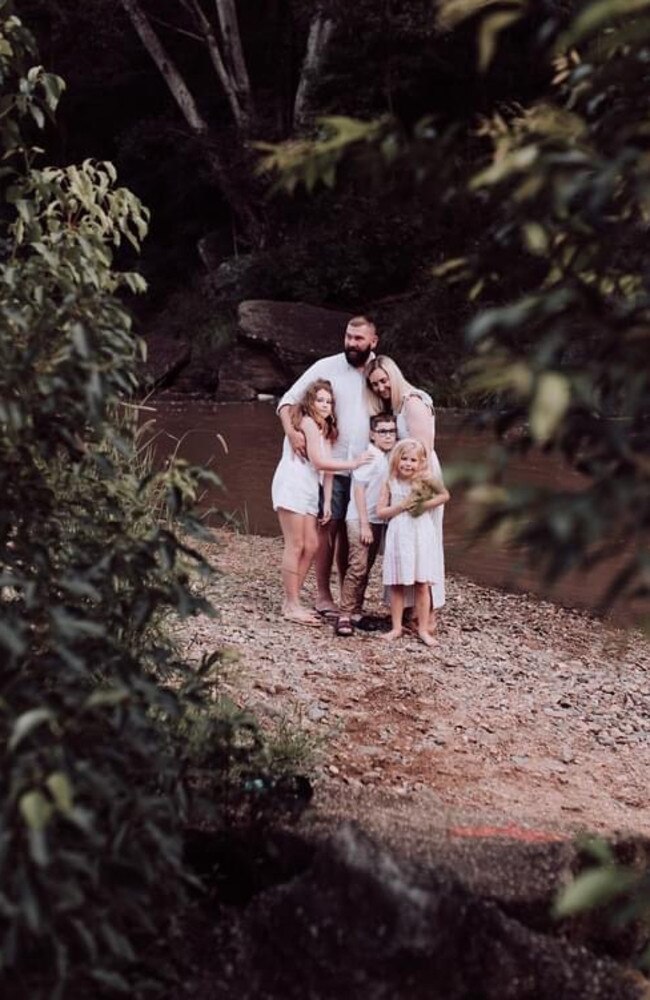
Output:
[294,379,339,442]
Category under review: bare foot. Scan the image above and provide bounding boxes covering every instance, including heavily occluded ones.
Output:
[282,605,321,627]
[417,629,436,647]
[381,628,403,642]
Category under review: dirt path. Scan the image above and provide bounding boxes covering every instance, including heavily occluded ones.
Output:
[174,530,650,841]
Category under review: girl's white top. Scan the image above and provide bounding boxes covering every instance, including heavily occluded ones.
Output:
[271,427,329,517]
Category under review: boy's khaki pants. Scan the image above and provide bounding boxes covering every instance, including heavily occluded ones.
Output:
[339,521,384,616]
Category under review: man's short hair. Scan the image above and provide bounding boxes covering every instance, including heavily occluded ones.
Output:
[347,314,376,331]
[370,413,396,431]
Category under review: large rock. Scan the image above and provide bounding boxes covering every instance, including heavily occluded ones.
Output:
[238,300,353,377]
[139,333,192,392]
[164,346,223,397]
[200,824,645,1000]
[212,300,354,401]
[213,342,285,402]
[140,301,354,400]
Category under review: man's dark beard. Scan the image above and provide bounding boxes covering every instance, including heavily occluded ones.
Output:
[344,345,372,367]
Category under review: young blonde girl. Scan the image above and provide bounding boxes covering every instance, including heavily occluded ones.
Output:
[376,438,450,646]
[271,379,369,626]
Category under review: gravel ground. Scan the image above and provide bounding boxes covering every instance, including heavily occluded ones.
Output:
[173,530,650,841]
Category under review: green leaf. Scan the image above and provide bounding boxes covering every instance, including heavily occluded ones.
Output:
[558,0,650,49]
[70,322,89,358]
[19,790,53,831]
[522,223,548,255]
[9,708,54,750]
[29,103,44,129]
[90,969,131,992]
[28,827,49,867]
[101,922,136,961]
[46,772,73,814]
[554,867,637,917]
[530,372,571,443]
[84,687,129,709]
[0,620,26,656]
[478,8,522,72]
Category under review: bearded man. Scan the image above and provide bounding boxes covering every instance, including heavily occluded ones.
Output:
[277,315,378,617]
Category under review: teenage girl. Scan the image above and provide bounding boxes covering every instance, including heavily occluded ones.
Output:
[377,438,450,646]
[271,379,370,626]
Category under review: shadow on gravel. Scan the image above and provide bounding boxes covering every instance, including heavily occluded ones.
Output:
[178,821,649,1000]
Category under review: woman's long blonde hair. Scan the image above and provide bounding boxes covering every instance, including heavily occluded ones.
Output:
[294,379,339,442]
[365,355,419,416]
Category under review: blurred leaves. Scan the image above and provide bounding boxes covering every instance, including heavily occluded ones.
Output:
[437,0,650,610]
[0,8,220,996]
[529,372,571,444]
[256,114,392,194]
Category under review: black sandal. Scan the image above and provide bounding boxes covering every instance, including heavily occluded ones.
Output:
[334,615,355,637]
[314,607,339,622]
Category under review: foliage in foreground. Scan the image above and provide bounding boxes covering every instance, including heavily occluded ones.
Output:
[0,7,311,997]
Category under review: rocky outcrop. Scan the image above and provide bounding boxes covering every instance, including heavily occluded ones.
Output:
[141,300,353,400]
[139,333,192,392]
[181,823,648,1000]
[210,342,284,402]
[237,300,351,370]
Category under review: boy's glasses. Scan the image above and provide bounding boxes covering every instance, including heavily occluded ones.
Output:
[375,428,396,435]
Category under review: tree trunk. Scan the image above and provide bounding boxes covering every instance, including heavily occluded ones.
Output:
[119,0,262,244]
[186,0,249,131]
[293,12,335,130]
[120,0,208,133]
[213,0,254,130]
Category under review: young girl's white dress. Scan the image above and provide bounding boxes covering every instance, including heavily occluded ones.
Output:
[382,477,438,586]
[396,391,446,607]
[271,429,325,517]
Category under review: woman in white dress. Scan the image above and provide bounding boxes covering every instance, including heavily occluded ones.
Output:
[272,379,369,626]
[366,355,447,615]
[376,439,449,646]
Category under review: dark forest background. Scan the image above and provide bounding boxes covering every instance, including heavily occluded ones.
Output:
[22,0,567,394]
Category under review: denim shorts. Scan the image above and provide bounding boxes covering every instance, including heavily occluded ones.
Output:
[318,474,351,520]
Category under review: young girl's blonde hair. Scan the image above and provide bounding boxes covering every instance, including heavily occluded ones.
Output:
[388,438,427,479]
[294,379,339,442]
[388,438,445,492]
[365,355,420,416]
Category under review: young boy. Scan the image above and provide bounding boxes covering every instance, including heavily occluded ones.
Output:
[334,414,397,636]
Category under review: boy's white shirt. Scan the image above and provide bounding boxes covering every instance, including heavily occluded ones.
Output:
[346,444,390,524]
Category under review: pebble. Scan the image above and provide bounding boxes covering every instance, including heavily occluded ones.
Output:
[307,703,328,723]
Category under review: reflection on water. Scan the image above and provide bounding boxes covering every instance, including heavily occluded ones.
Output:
[145,399,632,618]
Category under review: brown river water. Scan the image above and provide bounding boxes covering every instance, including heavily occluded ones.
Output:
[144,399,635,620]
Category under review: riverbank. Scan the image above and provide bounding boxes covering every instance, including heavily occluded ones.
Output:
[173,529,650,842]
